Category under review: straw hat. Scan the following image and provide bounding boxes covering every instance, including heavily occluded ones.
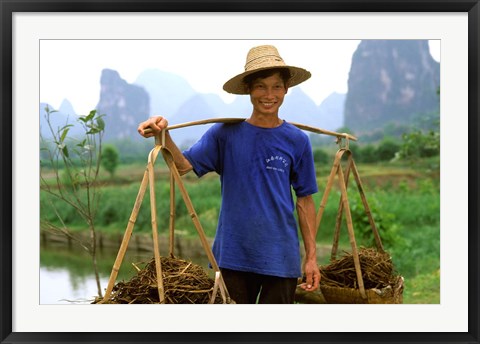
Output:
[223,45,312,95]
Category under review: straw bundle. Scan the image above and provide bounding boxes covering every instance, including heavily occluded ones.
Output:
[95,257,227,304]
[320,247,398,290]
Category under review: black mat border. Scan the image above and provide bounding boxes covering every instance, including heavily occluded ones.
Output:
[1,1,478,343]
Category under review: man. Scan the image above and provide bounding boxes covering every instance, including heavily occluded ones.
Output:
[138,45,321,303]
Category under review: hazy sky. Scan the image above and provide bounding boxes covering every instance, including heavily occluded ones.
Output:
[40,39,440,116]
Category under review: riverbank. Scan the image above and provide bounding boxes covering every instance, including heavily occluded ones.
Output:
[41,228,213,258]
[41,228,333,263]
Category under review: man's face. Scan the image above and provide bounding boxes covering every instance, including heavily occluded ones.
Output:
[249,72,288,117]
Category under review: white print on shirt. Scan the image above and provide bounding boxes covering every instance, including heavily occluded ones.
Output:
[265,155,289,173]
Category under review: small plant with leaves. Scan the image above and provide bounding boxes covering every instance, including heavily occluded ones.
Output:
[40,105,106,298]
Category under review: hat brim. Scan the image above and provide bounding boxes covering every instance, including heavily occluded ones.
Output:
[222,65,311,95]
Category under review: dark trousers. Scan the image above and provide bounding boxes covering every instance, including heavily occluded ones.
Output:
[220,268,298,304]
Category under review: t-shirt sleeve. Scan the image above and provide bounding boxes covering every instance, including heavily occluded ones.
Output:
[291,138,318,197]
[182,125,221,177]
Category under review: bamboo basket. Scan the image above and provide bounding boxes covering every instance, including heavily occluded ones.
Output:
[316,143,404,304]
[320,276,404,304]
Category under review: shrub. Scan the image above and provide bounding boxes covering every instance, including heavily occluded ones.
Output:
[313,148,330,165]
[376,138,400,161]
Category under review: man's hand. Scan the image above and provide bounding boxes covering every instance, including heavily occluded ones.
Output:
[299,258,321,292]
[137,116,168,138]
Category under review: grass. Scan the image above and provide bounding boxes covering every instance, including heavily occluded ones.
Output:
[403,269,440,304]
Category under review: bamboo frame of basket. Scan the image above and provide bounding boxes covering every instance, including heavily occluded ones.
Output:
[100,128,233,304]
[315,146,384,299]
[147,145,166,302]
[168,172,175,258]
[100,148,158,302]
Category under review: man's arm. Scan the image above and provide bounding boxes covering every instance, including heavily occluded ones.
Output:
[296,194,321,291]
[137,116,193,175]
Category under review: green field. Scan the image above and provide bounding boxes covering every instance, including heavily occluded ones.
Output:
[40,158,440,304]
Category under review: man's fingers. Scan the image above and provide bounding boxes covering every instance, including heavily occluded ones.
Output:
[305,273,313,289]
[152,116,168,130]
[137,116,168,138]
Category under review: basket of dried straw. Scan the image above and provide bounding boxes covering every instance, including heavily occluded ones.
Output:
[94,256,234,304]
[319,247,404,304]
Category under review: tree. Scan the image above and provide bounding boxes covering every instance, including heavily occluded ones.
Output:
[399,129,440,160]
[399,88,440,161]
[354,144,376,163]
[376,137,401,161]
[40,106,106,298]
[102,144,119,179]
[313,147,330,165]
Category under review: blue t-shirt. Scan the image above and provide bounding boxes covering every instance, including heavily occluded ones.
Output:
[183,120,318,278]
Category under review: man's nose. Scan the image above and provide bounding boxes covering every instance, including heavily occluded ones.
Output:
[264,87,275,97]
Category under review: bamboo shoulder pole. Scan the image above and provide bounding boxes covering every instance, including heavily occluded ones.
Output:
[288,121,357,141]
[143,117,357,141]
